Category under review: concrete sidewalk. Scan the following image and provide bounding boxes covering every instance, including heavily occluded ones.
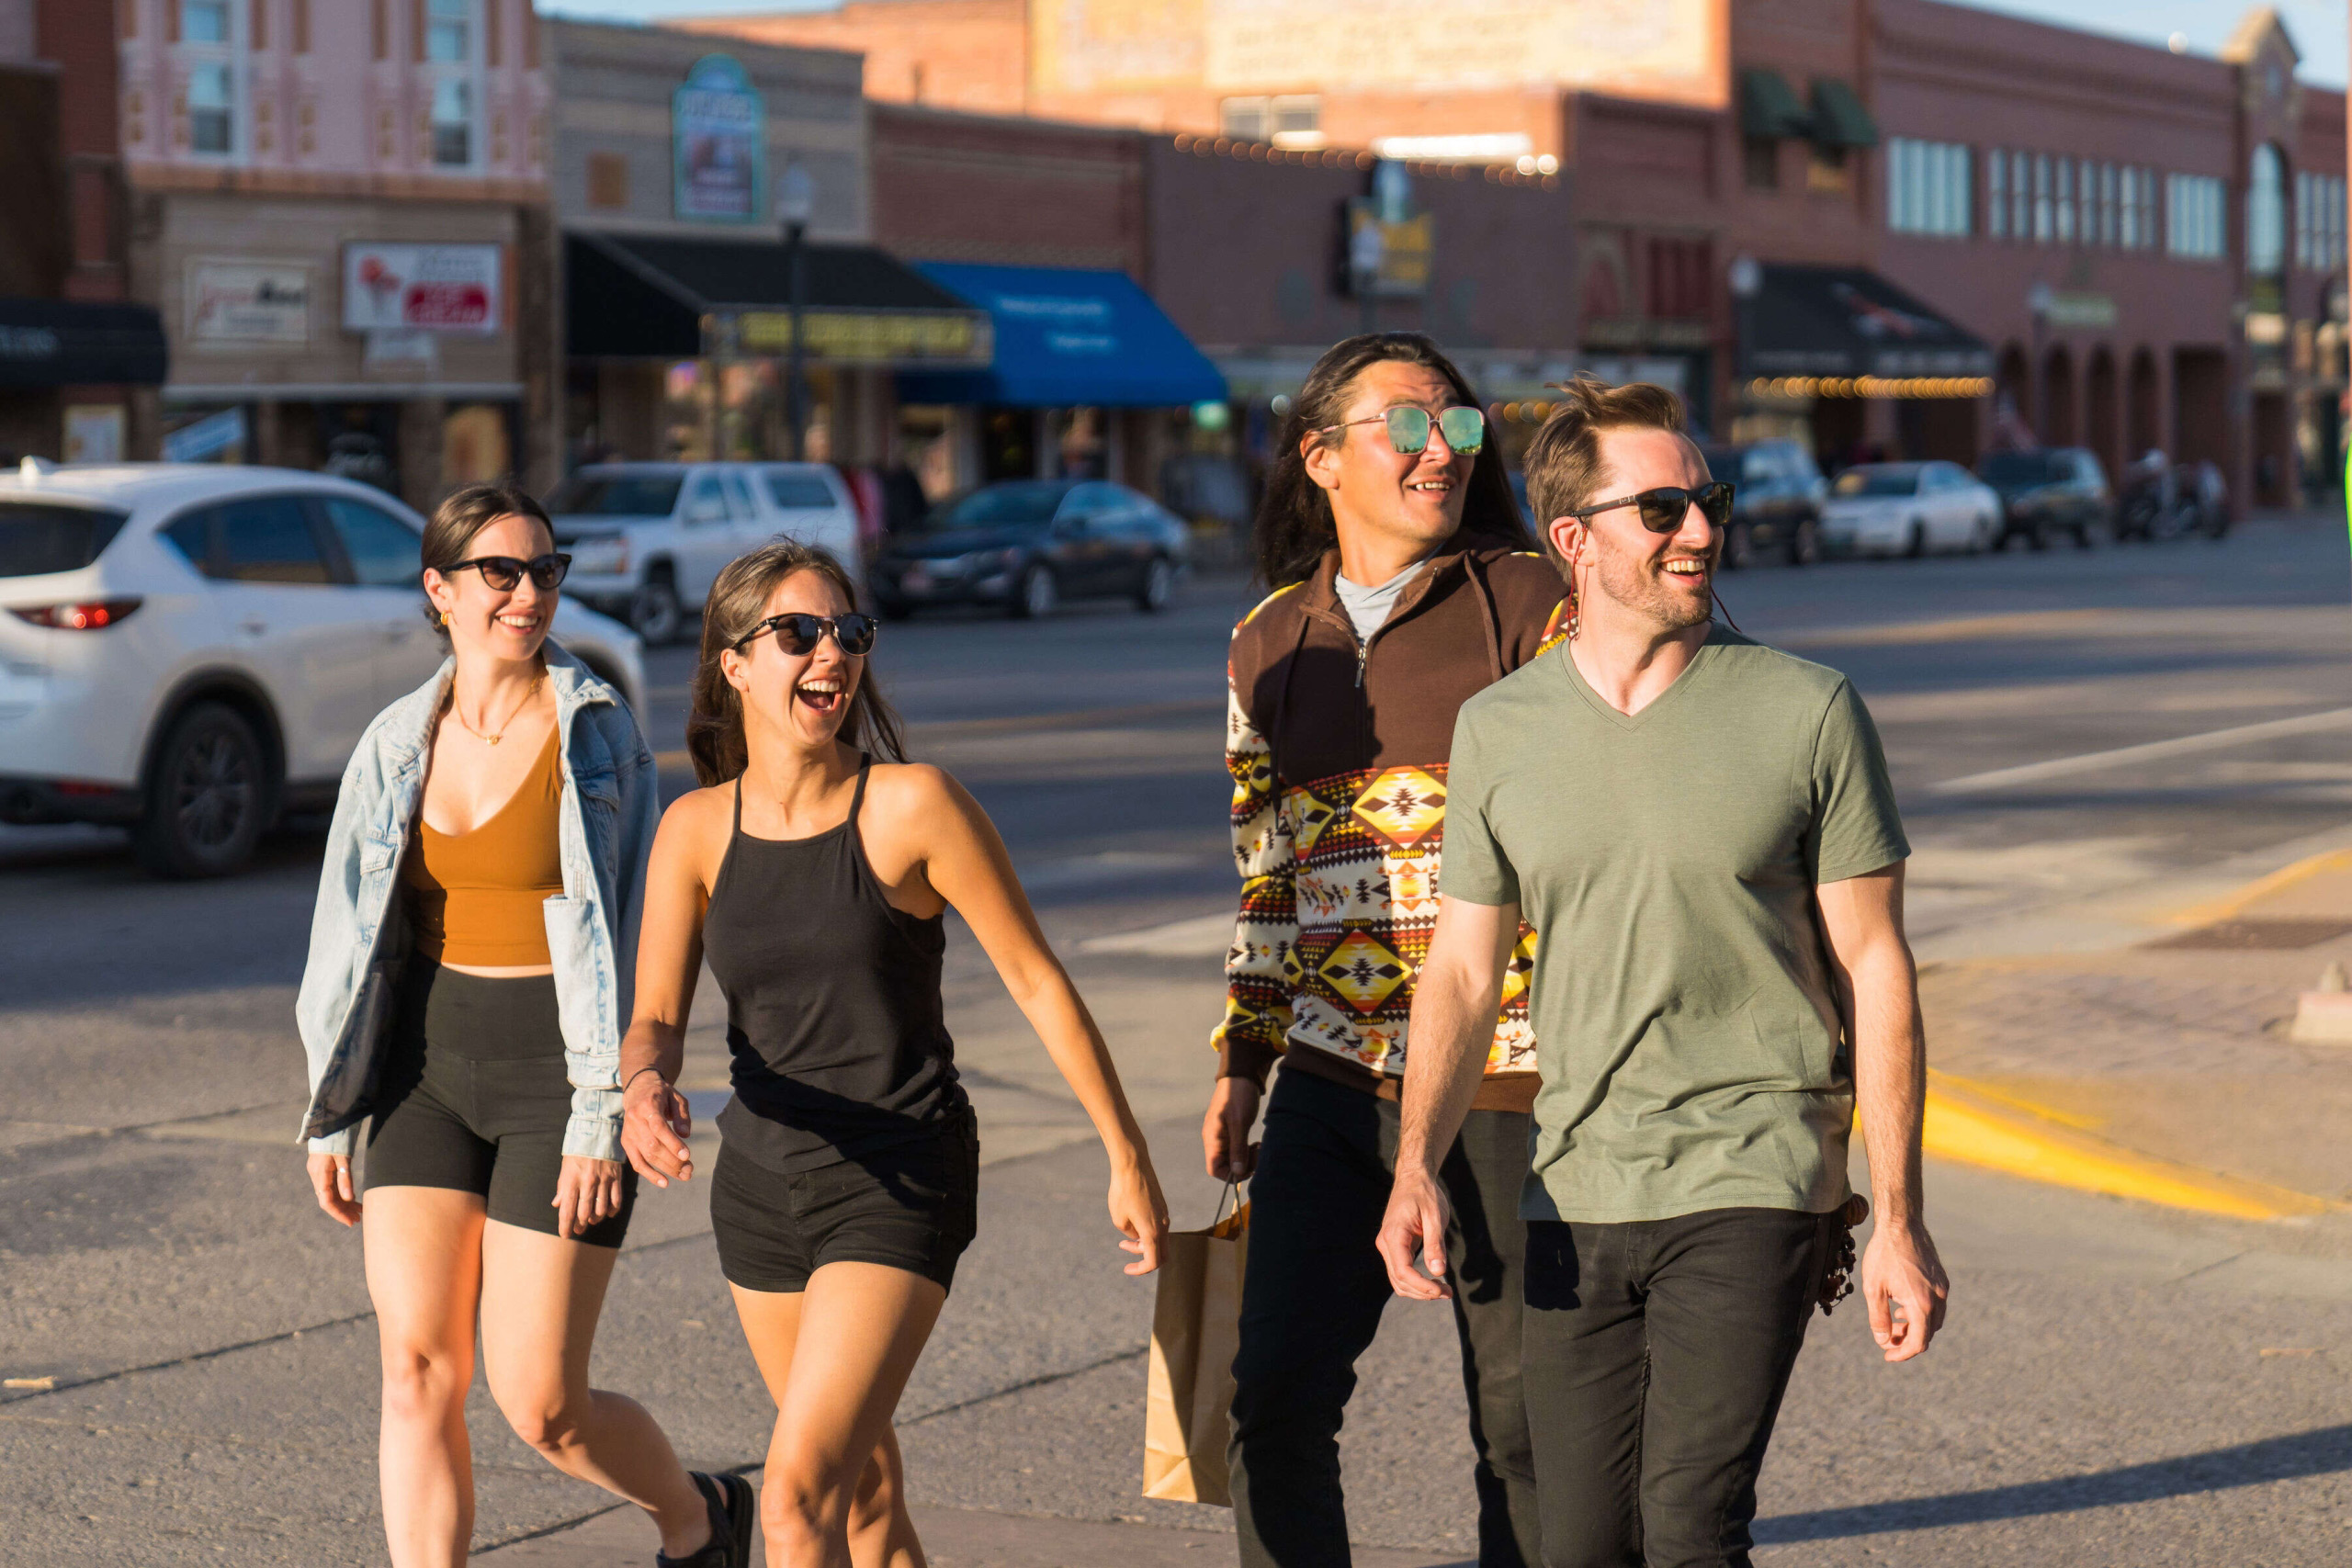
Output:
[1915,825,2352,1216]
[488,1497,1464,1567]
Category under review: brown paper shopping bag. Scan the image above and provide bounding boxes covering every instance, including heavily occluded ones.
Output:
[1142,1188,1250,1506]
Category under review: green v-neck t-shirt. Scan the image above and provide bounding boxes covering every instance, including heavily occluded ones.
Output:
[1441,626,1909,1224]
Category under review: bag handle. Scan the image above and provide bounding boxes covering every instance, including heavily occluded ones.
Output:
[1211,1179,1239,1228]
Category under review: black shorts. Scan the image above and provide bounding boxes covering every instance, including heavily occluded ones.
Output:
[709,1111,979,1293]
[364,963,636,1249]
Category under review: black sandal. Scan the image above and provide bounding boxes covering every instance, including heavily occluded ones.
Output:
[656,1471,754,1568]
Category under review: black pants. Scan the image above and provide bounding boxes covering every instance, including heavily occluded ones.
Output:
[1228,1067,1540,1568]
[1521,1208,1835,1568]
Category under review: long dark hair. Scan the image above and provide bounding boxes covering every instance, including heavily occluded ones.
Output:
[1252,333,1532,589]
[685,539,907,786]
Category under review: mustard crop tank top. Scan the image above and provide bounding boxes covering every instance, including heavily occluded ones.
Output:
[403,728,566,966]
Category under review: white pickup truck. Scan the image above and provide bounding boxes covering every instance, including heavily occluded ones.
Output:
[548,461,865,645]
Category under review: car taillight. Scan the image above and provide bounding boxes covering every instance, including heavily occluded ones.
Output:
[8,598,142,630]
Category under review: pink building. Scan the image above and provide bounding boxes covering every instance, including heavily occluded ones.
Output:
[119,0,557,500]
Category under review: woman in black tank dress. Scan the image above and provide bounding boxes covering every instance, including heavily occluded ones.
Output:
[618,540,1169,1567]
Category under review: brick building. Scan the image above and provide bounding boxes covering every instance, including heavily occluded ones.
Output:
[118,0,558,504]
[690,0,2348,506]
[0,0,163,464]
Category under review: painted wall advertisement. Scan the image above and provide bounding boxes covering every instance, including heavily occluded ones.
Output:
[673,54,766,222]
[341,243,503,334]
[186,260,311,345]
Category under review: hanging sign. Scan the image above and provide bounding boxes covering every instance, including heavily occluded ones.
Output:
[673,55,767,223]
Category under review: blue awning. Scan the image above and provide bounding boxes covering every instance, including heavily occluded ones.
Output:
[895,263,1226,409]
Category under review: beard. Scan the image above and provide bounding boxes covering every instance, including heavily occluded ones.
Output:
[1588,536,1713,632]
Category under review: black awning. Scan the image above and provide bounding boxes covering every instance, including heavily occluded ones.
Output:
[1749,265,1992,378]
[1809,79,1879,149]
[565,231,989,366]
[0,298,168,389]
[1738,70,1811,140]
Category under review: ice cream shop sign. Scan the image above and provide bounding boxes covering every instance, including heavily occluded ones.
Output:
[341,243,503,335]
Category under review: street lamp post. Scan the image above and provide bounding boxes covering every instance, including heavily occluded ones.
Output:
[1728,254,1761,434]
[776,164,818,462]
[2026,280,2053,444]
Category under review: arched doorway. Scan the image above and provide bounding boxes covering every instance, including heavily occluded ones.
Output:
[2041,344,2076,446]
[1995,343,2031,446]
[2125,348,2160,457]
[2085,346,2119,479]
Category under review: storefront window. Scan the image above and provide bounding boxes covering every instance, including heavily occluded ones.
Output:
[183,0,231,45]
[432,77,471,166]
[188,62,234,154]
[428,0,471,62]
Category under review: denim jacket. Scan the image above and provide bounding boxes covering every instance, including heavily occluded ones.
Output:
[295,640,660,1163]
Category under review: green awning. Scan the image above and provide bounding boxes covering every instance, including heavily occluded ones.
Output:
[1810,78,1879,149]
[1739,70,1811,139]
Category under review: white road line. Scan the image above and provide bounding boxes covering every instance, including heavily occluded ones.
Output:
[1930,706,2352,795]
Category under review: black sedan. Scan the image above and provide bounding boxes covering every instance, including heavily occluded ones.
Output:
[870,479,1190,619]
[1976,447,2110,550]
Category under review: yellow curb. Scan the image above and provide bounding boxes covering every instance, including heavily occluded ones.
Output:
[2167,846,2352,928]
[1923,1074,2338,1222]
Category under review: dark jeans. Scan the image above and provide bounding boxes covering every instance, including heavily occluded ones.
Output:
[1228,1066,1541,1568]
[1521,1207,1836,1568]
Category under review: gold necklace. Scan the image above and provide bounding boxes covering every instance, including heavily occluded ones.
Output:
[447,673,544,746]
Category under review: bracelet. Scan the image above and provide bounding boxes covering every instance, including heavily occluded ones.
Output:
[623,1066,670,1096]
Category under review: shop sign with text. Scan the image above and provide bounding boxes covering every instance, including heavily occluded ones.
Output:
[673,55,767,223]
[187,261,311,344]
[732,310,991,366]
[342,243,503,334]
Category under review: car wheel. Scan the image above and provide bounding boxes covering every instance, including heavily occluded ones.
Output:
[1012,563,1057,620]
[628,570,683,646]
[2074,522,2097,549]
[1721,523,1754,570]
[1135,556,1175,613]
[1905,521,1927,559]
[1784,517,1820,568]
[134,702,272,879]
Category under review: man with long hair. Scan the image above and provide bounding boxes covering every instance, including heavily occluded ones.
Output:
[1378,378,1947,1567]
[1206,333,1565,1566]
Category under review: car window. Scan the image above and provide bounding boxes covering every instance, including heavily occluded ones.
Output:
[722,470,756,519]
[922,482,1070,532]
[2074,453,2104,486]
[162,511,210,572]
[1979,452,2060,487]
[1832,467,1921,497]
[764,470,838,511]
[684,473,729,524]
[216,495,330,584]
[1066,481,1125,522]
[321,495,424,588]
[0,502,129,578]
[545,472,685,516]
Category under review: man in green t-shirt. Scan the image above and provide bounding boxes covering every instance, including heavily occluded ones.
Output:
[1375,378,1949,1568]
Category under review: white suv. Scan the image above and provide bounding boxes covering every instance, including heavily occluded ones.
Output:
[546,461,864,645]
[0,462,645,878]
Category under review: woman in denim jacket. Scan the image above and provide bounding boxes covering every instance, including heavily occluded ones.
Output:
[296,487,750,1568]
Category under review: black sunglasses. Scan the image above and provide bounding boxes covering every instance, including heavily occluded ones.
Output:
[446,553,571,592]
[733,612,879,658]
[1567,482,1736,534]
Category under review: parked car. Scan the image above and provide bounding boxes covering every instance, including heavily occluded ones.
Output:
[1819,461,2004,558]
[546,461,863,644]
[0,460,644,879]
[1975,446,2110,549]
[871,479,1190,619]
[1697,438,1828,568]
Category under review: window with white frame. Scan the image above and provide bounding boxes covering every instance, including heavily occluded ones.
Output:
[2120,164,2143,249]
[2031,154,2052,242]
[1887,138,1972,237]
[2010,150,2030,239]
[2296,170,2348,271]
[2166,173,2225,260]
[1987,151,2006,239]
[182,0,237,157]
[2054,158,2075,243]
[427,0,475,167]
[2096,163,2115,247]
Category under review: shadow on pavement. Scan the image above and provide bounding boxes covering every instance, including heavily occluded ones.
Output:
[1755,1422,2352,1542]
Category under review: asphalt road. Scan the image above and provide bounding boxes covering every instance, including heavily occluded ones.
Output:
[3,513,2350,1564]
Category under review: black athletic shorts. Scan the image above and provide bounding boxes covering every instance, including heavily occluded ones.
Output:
[364,962,636,1249]
[709,1110,978,1293]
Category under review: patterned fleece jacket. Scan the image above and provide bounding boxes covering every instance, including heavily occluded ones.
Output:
[1215,536,1569,1097]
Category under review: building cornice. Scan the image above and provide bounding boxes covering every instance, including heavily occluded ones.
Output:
[128,163,549,204]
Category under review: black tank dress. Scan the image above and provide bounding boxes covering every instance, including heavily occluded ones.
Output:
[703,757,969,1171]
